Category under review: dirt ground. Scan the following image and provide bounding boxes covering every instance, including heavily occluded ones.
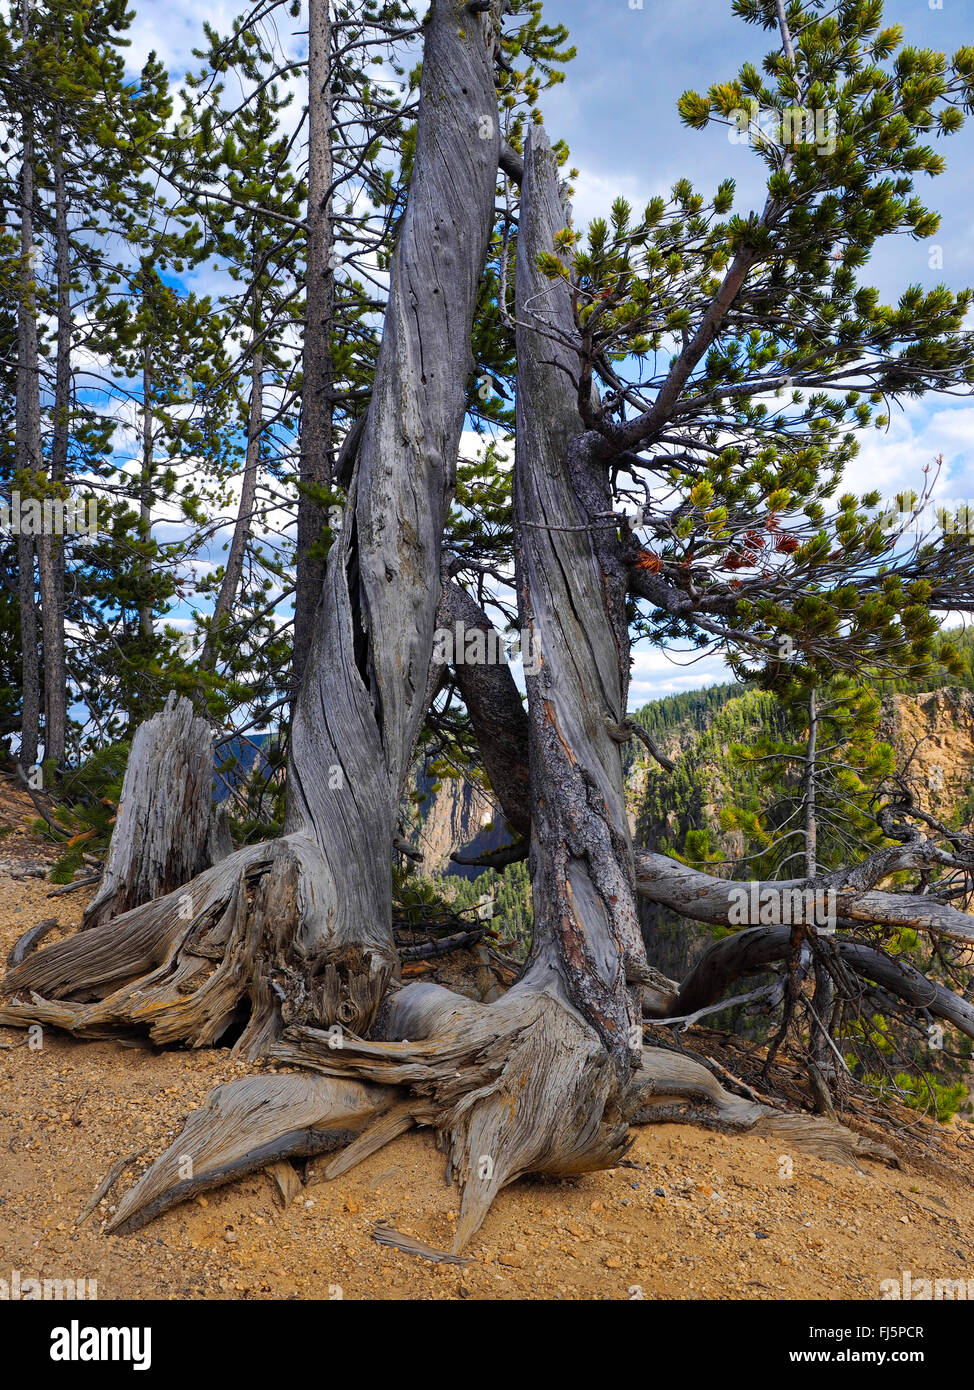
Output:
[1,781,972,1300]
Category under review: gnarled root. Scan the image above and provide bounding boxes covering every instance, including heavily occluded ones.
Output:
[103,981,630,1252]
[106,1074,396,1235]
[626,1047,898,1170]
[275,983,632,1253]
[0,837,396,1049]
[55,990,899,1243]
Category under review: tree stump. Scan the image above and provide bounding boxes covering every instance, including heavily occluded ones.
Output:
[82,692,227,930]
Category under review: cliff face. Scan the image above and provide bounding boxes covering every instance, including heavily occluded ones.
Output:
[408,776,511,880]
[881,688,974,821]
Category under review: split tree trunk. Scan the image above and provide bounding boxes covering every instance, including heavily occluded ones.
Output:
[278,0,501,1032]
[2,0,503,1048]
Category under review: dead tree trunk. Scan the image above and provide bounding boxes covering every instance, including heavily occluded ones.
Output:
[82,692,229,930]
[278,0,501,1033]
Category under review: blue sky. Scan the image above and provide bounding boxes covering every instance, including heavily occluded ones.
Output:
[122,0,974,706]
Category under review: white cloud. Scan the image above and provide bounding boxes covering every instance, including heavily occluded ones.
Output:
[629,642,731,708]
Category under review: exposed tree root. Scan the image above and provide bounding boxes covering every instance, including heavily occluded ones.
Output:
[107,1073,395,1235]
[0,837,395,1046]
[95,981,628,1251]
[371,1224,472,1266]
[6,916,57,968]
[276,982,632,1253]
[627,1047,899,1170]
[92,978,901,1249]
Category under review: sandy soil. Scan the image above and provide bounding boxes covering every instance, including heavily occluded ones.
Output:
[1,780,972,1301]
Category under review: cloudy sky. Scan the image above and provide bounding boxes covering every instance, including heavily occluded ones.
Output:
[123,0,974,706]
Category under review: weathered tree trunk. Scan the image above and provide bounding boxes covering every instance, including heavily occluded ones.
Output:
[293,0,336,691]
[278,0,501,1033]
[511,126,648,1071]
[82,692,229,930]
[2,0,501,1049]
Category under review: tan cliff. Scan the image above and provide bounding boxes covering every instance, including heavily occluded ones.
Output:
[881,688,974,822]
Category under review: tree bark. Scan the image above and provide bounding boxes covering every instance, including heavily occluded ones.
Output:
[511,126,648,1072]
[41,120,70,768]
[279,0,501,1032]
